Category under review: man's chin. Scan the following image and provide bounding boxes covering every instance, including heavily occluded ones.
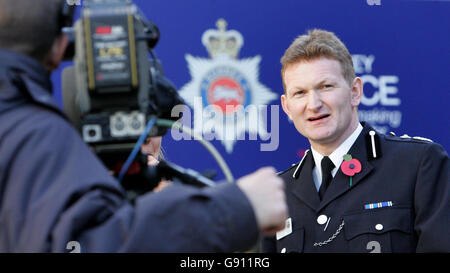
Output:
[303,130,336,145]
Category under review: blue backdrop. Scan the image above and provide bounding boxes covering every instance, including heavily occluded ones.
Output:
[52,0,450,181]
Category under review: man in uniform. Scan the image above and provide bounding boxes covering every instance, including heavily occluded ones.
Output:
[0,0,287,252]
[261,29,449,253]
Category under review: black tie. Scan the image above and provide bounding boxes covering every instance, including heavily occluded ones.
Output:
[319,156,335,200]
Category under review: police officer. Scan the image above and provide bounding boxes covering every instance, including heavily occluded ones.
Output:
[261,29,449,253]
[0,0,287,252]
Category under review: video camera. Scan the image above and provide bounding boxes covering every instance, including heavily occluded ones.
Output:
[62,0,213,195]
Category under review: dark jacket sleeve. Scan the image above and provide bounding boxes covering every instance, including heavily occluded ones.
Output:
[414,142,450,252]
[1,109,258,252]
[260,235,277,253]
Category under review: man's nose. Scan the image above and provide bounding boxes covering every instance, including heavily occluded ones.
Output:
[306,90,323,111]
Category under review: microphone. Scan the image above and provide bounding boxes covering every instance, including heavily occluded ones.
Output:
[61,66,80,129]
[146,160,217,188]
[62,65,91,131]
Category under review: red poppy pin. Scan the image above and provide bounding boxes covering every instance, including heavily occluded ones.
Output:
[341,154,362,187]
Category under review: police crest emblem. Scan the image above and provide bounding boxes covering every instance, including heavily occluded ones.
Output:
[179,19,277,153]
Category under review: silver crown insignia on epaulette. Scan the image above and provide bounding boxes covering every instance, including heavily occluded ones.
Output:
[412,136,433,142]
[399,134,433,142]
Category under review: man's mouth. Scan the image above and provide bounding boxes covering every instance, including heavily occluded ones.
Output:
[308,114,330,122]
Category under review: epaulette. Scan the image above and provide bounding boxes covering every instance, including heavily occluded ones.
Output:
[385,132,433,143]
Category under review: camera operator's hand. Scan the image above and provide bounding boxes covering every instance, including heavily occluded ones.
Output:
[237,167,288,236]
[141,136,162,164]
[141,136,170,192]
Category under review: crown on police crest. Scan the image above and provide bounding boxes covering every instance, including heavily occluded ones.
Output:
[201,18,244,59]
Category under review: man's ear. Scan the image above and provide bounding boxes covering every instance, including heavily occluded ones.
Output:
[43,34,69,71]
[280,94,293,121]
[351,77,363,107]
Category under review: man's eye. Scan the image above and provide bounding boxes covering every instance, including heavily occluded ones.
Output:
[322,84,333,89]
[294,90,304,96]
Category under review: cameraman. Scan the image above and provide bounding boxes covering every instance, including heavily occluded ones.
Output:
[0,0,287,252]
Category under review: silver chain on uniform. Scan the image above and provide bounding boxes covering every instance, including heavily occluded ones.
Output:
[313,220,345,247]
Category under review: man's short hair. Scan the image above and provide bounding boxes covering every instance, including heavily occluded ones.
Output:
[0,0,63,62]
[281,29,355,91]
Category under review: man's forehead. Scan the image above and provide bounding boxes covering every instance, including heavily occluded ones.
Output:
[284,58,343,85]
[286,57,342,74]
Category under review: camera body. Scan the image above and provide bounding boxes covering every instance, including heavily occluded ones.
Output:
[73,0,152,145]
[63,0,185,193]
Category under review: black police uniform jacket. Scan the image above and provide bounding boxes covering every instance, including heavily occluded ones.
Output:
[0,50,259,252]
[261,123,449,253]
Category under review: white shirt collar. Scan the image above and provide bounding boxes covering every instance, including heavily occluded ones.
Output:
[311,123,363,191]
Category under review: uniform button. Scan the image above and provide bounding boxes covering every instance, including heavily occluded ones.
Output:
[281,248,286,253]
[375,224,383,231]
[317,215,328,225]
